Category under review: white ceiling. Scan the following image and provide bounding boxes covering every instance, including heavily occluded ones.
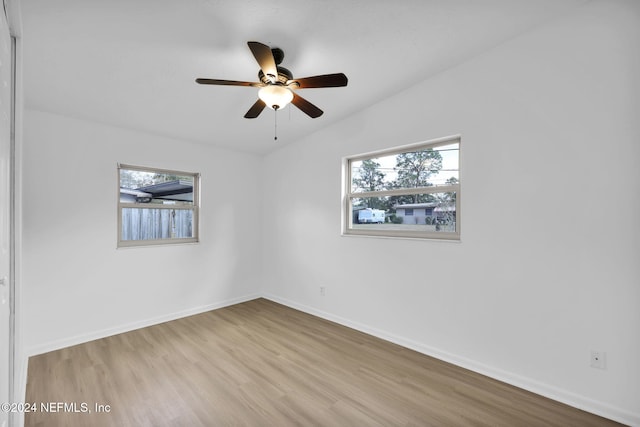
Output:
[18,0,587,154]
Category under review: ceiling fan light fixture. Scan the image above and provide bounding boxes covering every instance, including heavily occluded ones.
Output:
[196,41,347,119]
[258,85,293,110]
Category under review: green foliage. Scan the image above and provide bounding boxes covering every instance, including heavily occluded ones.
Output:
[394,149,443,187]
[391,149,443,203]
[119,170,155,189]
[352,159,387,209]
[352,159,385,193]
[391,215,403,224]
[350,148,448,212]
[152,173,191,183]
[386,193,437,208]
[120,169,192,190]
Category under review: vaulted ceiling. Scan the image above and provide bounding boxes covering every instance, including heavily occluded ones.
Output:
[18,0,587,154]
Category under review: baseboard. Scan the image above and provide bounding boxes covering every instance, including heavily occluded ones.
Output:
[26,293,261,357]
[263,293,639,427]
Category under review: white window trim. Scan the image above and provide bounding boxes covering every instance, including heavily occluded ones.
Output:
[117,163,200,248]
[342,135,461,241]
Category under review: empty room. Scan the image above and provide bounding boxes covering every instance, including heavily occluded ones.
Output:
[0,0,639,426]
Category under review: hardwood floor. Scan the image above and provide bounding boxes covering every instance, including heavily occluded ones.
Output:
[25,298,622,426]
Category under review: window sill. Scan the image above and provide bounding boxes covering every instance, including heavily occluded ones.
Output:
[117,238,199,249]
[341,230,460,242]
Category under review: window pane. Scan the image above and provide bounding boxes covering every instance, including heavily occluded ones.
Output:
[118,164,199,247]
[120,169,194,205]
[351,143,459,193]
[121,208,194,241]
[350,192,457,233]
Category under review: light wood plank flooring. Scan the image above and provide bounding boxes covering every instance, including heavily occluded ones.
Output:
[25,298,622,426]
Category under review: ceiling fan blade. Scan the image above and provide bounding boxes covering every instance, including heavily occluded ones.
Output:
[248,41,278,82]
[196,78,262,87]
[291,73,348,89]
[291,93,323,118]
[244,99,266,119]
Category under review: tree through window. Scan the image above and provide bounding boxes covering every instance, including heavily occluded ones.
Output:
[344,136,460,240]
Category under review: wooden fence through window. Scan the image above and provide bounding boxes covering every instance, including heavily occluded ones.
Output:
[122,208,193,240]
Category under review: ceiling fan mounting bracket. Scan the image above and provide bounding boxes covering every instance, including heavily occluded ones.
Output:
[271,47,285,65]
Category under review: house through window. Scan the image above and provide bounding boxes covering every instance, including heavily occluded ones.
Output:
[343,136,460,240]
[118,164,200,247]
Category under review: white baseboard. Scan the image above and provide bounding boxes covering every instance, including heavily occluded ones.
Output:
[263,293,639,427]
[26,293,261,357]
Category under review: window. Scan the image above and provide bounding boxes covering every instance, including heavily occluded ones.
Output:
[343,136,460,240]
[118,164,200,247]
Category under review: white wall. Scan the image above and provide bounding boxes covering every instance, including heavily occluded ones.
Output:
[261,1,640,424]
[21,109,263,354]
[0,8,13,427]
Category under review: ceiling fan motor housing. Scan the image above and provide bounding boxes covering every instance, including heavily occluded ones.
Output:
[259,66,293,85]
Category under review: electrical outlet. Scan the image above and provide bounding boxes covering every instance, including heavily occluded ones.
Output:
[590,350,606,369]
[320,286,326,296]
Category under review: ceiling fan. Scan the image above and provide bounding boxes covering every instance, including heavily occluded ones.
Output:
[196,41,348,119]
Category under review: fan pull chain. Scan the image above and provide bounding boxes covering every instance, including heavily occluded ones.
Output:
[273,106,279,141]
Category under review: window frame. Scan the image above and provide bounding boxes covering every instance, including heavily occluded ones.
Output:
[117,163,200,248]
[342,135,461,241]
